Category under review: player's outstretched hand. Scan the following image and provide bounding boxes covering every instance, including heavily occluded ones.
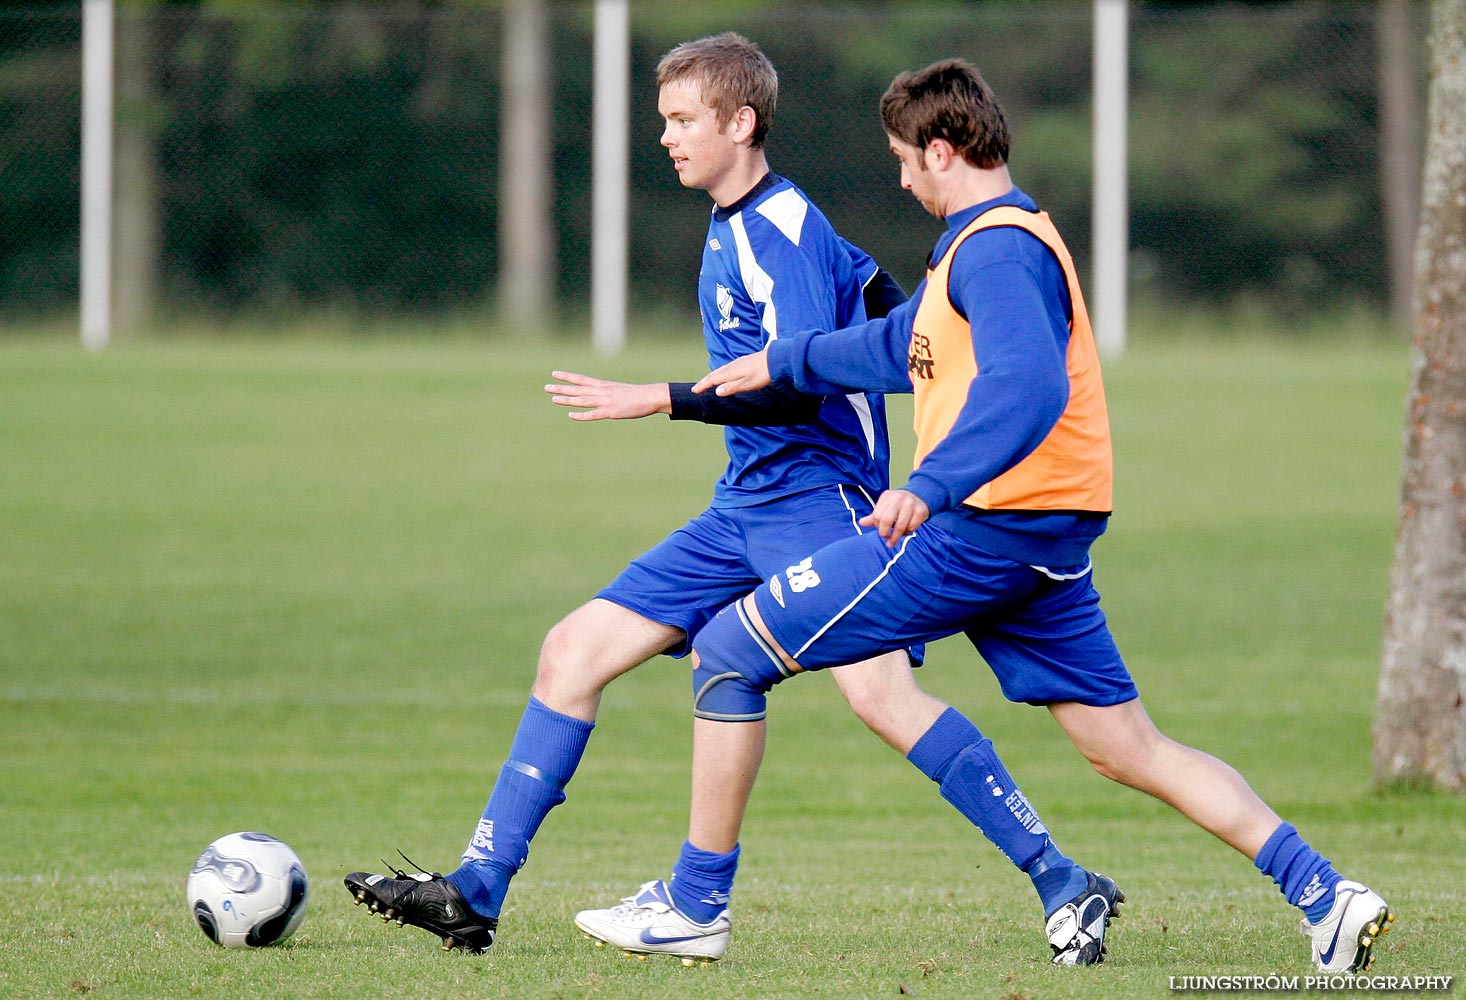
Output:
[859,489,930,547]
[545,371,671,421]
[691,350,772,397]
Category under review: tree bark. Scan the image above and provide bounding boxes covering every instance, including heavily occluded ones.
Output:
[498,0,554,334]
[1378,0,1422,332]
[114,9,160,337]
[1374,0,1466,793]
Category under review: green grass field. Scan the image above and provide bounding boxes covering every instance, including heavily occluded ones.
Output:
[1,330,1460,999]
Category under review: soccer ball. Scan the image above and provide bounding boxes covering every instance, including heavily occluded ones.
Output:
[187,832,309,948]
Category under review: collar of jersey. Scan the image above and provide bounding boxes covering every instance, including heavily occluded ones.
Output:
[713,171,782,222]
[930,185,1037,268]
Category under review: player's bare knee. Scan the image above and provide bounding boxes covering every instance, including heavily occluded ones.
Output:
[1080,737,1164,789]
[534,619,607,702]
[832,654,917,723]
[1083,750,1128,784]
[841,684,884,722]
[838,678,896,732]
[831,665,876,706]
[536,620,574,678]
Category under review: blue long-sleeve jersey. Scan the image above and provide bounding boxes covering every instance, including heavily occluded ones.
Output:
[768,186,1108,566]
[701,174,892,507]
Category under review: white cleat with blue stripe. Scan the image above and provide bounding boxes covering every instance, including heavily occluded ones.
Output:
[1300,880,1393,973]
[574,879,730,965]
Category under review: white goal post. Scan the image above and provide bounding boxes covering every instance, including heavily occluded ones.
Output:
[80,0,114,351]
[1092,0,1130,358]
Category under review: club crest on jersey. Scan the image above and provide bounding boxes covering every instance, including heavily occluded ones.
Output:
[716,283,740,331]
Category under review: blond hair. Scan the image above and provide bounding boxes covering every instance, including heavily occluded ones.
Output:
[656,32,777,148]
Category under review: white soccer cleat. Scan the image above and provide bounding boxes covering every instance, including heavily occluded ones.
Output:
[574,879,730,964]
[1299,880,1393,973]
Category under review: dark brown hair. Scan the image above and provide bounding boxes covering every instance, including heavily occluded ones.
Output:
[880,59,1009,168]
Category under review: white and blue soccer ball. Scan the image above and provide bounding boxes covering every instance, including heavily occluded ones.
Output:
[187,832,309,948]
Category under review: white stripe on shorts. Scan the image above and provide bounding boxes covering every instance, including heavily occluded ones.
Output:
[792,533,914,660]
[1030,560,1093,581]
[835,483,875,535]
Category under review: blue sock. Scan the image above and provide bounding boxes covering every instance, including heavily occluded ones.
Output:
[1254,822,1341,923]
[668,840,739,924]
[908,707,1086,916]
[446,696,594,918]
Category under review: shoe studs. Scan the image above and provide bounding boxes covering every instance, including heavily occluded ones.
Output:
[1355,908,1394,972]
[1365,911,1395,941]
[580,929,717,965]
[605,948,710,966]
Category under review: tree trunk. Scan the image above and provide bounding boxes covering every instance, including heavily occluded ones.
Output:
[1374,0,1466,793]
[1378,0,1422,332]
[113,9,160,337]
[498,0,554,334]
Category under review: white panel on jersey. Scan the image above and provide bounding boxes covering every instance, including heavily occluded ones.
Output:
[729,213,778,339]
[845,392,878,457]
[755,188,809,247]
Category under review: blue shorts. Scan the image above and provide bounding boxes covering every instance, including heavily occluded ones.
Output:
[598,484,923,663]
[743,523,1137,707]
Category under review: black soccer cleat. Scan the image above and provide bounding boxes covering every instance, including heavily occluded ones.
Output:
[344,861,497,954]
[1045,871,1125,966]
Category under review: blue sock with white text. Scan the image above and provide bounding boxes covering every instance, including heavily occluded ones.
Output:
[908,708,1088,916]
[669,840,739,924]
[447,696,594,918]
[1254,822,1341,923]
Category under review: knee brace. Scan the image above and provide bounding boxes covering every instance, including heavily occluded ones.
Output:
[691,601,792,722]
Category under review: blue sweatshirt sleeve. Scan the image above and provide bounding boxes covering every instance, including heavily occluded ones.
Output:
[768,289,922,395]
[901,240,1070,515]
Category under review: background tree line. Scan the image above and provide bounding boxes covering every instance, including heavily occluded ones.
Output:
[0,0,1425,330]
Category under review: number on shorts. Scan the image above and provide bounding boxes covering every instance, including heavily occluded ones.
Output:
[785,557,821,593]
